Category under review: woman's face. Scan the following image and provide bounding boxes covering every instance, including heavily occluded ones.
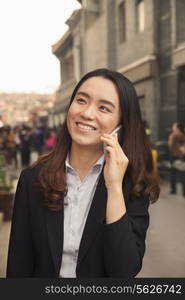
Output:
[67,76,121,149]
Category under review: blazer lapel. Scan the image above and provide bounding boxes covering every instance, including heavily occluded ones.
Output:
[45,206,64,276]
[77,171,107,267]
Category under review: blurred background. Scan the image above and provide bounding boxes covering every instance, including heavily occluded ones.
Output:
[0,0,185,278]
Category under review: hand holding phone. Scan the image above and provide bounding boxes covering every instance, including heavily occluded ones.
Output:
[101,123,128,191]
[103,124,122,150]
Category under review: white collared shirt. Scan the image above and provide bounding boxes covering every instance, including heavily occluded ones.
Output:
[59,154,105,278]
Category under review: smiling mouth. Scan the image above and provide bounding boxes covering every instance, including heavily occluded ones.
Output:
[76,122,96,131]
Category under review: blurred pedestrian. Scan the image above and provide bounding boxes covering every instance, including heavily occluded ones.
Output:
[19,125,31,168]
[44,129,56,153]
[168,122,185,197]
[3,126,17,167]
[31,127,44,156]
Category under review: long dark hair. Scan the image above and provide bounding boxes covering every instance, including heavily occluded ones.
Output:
[32,68,160,211]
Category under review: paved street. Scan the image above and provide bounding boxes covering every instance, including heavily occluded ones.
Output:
[138,181,185,277]
[0,178,185,278]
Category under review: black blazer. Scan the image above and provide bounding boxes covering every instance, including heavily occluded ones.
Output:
[6,165,150,278]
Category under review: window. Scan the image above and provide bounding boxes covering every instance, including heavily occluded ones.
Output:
[118,1,126,43]
[136,0,145,32]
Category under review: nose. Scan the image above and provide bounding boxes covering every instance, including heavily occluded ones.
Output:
[80,104,95,120]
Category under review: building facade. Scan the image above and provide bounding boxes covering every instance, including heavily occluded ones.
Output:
[52,0,185,142]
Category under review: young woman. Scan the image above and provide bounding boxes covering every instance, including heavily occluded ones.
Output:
[7,68,160,278]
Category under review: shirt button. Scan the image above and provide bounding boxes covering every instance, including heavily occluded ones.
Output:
[73,256,77,263]
[71,230,75,237]
[74,252,78,262]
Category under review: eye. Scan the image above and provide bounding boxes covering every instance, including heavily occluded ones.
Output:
[76,98,86,104]
[99,105,112,113]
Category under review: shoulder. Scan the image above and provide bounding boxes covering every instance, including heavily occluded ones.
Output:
[15,164,45,204]
[19,163,43,185]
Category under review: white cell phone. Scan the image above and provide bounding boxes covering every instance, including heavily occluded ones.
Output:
[103,124,122,150]
[109,124,122,136]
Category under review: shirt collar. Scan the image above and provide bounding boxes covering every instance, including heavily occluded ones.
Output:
[65,153,105,173]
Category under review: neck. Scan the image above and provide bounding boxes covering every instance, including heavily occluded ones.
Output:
[69,143,103,176]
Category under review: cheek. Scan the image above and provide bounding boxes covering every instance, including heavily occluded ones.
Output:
[67,103,79,119]
[66,107,79,137]
[67,107,75,124]
[66,112,73,134]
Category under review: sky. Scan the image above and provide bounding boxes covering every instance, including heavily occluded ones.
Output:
[0,0,81,94]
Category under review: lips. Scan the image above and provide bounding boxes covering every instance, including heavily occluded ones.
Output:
[76,122,96,131]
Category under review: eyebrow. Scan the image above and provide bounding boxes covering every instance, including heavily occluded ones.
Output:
[76,91,116,109]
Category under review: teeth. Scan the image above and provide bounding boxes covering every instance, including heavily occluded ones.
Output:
[77,123,95,131]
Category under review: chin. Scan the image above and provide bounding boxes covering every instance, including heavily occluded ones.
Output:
[75,139,97,147]
[71,136,99,148]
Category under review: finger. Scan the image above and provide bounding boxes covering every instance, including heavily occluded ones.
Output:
[105,146,128,169]
[115,133,119,141]
[100,135,119,148]
[102,133,119,145]
[101,135,122,155]
[104,146,117,161]
[101,133,127,159]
